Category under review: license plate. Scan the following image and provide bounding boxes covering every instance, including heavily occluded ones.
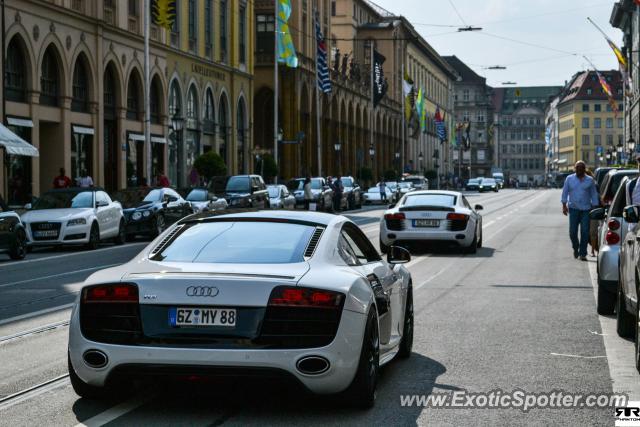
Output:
[169,307,236,327]
[34,230,58,237]
[414,219,440,228]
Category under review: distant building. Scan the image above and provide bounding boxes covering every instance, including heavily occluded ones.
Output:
[443,55,493,179]
[492,86,562,185]
[554,70,624,172]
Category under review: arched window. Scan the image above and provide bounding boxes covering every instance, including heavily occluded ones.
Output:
[204,88,215,134]
[186,85,198,128]
[72,56,90,112]
[126,71,142,120]
[219,94,228,164]
[237,98,246,174]
[150,76,162,124]
[169,80,181,118]
[5,37,27,102]
[40,46,60,106]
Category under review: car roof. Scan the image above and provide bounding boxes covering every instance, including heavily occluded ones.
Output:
[406,190,461,197]
[181,210,338,227]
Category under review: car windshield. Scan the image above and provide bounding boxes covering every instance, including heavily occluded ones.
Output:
[143,189,163,202]
[112,190,148,208]
[32,191,93,209]
[186,189,208,202]
[483,179,496,184]
[609,172,639,197]
[155,221,316,264]
[402,194,456,209]
[399,182,411,189]
[226,176,251,193]
[342,177,353,187]
[268,187,280,198]
[468,179,480,184]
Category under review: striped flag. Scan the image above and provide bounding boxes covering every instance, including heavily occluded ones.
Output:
[276,0,298,68]
[315,12,331,93]
[435,107,446,142]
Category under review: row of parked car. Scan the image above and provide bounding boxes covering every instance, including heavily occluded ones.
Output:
[590,166,640,373]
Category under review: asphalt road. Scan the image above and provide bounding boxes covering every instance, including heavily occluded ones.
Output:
[0,189,636,426]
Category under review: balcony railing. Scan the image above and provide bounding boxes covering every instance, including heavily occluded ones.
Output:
[128,17,139,34]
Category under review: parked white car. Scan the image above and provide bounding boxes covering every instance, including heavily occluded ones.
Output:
[363,187,394,204]
[22,188,125,249]
[267,184,296,209]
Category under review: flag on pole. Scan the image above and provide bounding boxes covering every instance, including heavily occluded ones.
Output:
[588,17,627,69]
[403,72,414,120]
[314,12,331,93]
[435,107,446,142]
[420,103,428,133]
[415,88,424,129]
[276,0,298,68]
[151,0,176,30]
[449,117,457,147]
[372,48,387,107]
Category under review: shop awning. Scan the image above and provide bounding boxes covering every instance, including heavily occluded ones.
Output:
[0,123,39,157]
[7,117,34,128]
[73,126,95,135]
[151,136,166,144]
[128,133,145,141]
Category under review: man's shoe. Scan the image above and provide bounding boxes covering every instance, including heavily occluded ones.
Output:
[580,256,588,261]
[573,250,579,259]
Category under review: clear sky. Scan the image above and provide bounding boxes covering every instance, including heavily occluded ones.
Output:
[372,0,623,88]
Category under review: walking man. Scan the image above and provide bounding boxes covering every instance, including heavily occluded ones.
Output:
[561,161,599,261]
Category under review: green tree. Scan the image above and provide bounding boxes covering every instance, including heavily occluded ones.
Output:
[260,154,279,182]
[194,151,227,182]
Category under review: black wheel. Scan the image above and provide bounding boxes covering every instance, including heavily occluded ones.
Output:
[379,239,389,254]
[68,354,129,400]
[344,310,379,409]
[597,280,616,315]
[477,226,483,248]
[152,214,166,238]
[9,228,27,260]
[616,281,635,338]
[85,223,100,250]
[463,233,478,254]
[114,220,126,245]
[398,286,414,358]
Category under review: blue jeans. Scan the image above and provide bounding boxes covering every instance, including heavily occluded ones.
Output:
[569,208,590,257]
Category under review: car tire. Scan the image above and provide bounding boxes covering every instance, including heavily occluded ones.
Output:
[9,228,27,260]
[379,239,389,254]
[344,309,379,409]
[477,227,483,248]
[596,280,616,315]
[463,233,478,254]
[397,286,414,359]
[152,214,165,238]
[85,223,100,250]
[616,281,635,338]
[68,354,129,400]
[114,220,126,245]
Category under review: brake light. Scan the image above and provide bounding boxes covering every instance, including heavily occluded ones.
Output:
[384,213,405,220]
[82,283,138,303]
[268,286,344,308]
[447,213,469,221]
[605,231,620,245]
[608,219,620,231]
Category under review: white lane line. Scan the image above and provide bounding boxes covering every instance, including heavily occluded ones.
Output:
[549,353,607,359]
[0,304,73,326]
[0,242,146,269]
[0,264,120,289]
[75,395,153,427]
[586,261,640,400]
[414,266,449,291]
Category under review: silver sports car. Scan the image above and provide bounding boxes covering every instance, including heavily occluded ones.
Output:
[68,211,414,408]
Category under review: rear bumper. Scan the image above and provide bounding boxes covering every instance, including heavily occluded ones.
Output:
[597,244,619,283]
[380,224,474,247]
[68,307,366,395]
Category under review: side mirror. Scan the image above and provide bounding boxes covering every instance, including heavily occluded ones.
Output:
[589,207,606,221]
[623,205,640,224]
[210,196,218,202]
[167,196,178,203]
[387,245,411,264]
[24,203,32,210]
[95,200,108,208]
[388,203,396,209]
[251,186,259,193]
[475,204,483,211]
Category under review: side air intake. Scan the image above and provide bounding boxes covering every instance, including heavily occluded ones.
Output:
[304,227,325,258]
[149,224,185,258]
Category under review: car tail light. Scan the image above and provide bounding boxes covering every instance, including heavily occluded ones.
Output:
[268,286,344,308]
[82,283,138,303]
[447,213,469,221]
[608,219,620,231]
[384,213,405,220]
[605,231,620,245]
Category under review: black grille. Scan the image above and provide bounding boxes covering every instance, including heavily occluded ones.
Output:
[255,306,343,349]
[385,218,405,231]
[304,227,324,258]
[30,222,61,240]
[447,219,468,232]
[149,224,185,258]
[80,302,142,344]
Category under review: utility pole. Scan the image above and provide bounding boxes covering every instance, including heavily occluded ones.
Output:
[144,0,151,184]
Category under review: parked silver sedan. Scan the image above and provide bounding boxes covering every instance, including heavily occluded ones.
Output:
[185,188,228,214]
[267,185,296,210]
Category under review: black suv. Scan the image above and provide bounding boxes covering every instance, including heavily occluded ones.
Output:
[224,175,270,209]
[0,195,27,260]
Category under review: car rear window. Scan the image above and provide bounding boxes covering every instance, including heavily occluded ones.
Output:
[608,172,639,199]
[154,221,316,264]
[402,194,456,209]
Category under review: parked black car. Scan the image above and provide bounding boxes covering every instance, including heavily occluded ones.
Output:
[111,187,193,239]
[0,195,27,260]
[465,178,481,191]
[223,175,270,209]
[340,176,363,209]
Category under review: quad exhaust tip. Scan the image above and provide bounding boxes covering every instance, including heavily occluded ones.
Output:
[296,356,330,375]
[83,349,108,369]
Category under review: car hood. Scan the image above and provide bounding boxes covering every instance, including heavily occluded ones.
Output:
[22,208,93,222]
[225,192,251,199]
[122,201,156,213]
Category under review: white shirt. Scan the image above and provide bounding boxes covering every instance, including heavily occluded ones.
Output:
[78,176,94,188]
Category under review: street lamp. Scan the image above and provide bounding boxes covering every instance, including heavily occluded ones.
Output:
[334,141,342,175]
[628,136,636,164]
[617,141,624,164]
[606,150,612,166]
[171,109,184,133]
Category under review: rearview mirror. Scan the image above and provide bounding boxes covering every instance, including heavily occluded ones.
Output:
[23,203,32,210]
[95,200,108,208]
[589,207,606,221]
[475,204,483,211]
[387,245,411,264]
[623,205,640,224]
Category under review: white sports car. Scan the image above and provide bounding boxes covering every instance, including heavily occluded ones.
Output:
[22,188,125,249]
[363,187,394,204]
[380,190,483,254]
[67,211,414,408]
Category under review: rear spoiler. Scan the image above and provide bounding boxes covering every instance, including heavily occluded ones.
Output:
[400,206,455,212]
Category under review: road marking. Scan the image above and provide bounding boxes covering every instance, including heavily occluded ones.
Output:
[75,395,153,427]
[549,353,607,359]
[0,319,70,344]
[586,259,640,400]
[0,374,70,411]
[0,264,120,289]
[0,242,146,269]
[0,304,73,326]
